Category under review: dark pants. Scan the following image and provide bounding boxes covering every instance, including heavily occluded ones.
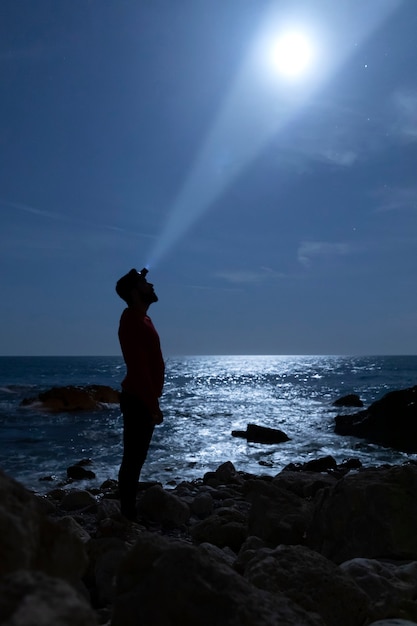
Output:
[118,391,155,518]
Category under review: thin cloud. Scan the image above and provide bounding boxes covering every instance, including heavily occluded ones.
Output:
[298,241,350,267]
[215,266,285,284]
[0,199,69,222]
[372,185,417,212]
[0,199,154,238]
[391,90,417,141]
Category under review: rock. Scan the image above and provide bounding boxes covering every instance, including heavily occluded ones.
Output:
[198,542,237,567]
[0,469,87,584]
[190,492,214,518]
[272,469,338,498]
[333,393,364,407]
[340,558,417,623]
[191,507,248,552]
[86,538,128,609]
[137,484,190,526]
[245,478,313,546]
[6,457,417,625]
[202,461,245,487]
[232,423,290,444]
[60,490,97,512]
[243,544,369,626]
[0,570,97,626]
[334,385,417,452]
[306,464,417,563]
[57,515,91,544]
[20,384,120,411]
[112,532,324,626]
[368,617,417,626]
[67,464,96,480]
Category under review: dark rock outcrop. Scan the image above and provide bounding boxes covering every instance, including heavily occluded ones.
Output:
[334,385,417,452]
[232,423,290,444]
[243,544,370,626]
[306,464,417,564]
[112,532,323,626]
[0,570,97,626]
[20,385,120,411]
[333,394,364,407]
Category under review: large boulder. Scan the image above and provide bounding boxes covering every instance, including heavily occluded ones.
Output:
[306,464,417,563]
[340,558,417,623]
[244,478,313,546]
[21,385,120,411]
[137,484,190,526]
[0,469,88,585]
[191,507,248,552]
[243,544,370,626]
[112,532,324,626]
[334,386,417,452]
[0,570,97,626]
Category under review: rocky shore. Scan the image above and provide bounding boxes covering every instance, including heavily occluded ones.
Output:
[2,456,417,626]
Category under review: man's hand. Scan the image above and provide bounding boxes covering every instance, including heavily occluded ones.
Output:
[151,409,163,425]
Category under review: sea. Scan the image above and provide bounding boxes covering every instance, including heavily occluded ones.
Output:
[0,355,416,495]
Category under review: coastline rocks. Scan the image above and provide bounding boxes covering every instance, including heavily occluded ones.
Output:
[20,385,120,411]
[232,423,290,444]
[3,458,417,624]
[112,532,323,626]
[334,385,417,452]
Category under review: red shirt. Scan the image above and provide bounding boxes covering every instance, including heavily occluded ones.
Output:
[118,308,165,413]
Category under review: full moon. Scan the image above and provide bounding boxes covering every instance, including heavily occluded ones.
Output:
[271,31,315,78]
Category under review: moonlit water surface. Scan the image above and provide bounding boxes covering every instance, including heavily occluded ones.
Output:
[0,355,416,494]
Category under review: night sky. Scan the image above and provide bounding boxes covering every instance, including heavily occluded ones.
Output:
[1,0,416,356]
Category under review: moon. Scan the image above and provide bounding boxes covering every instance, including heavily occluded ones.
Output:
[271,31,315,78]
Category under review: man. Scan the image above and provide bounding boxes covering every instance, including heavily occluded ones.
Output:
[115,268,165,521]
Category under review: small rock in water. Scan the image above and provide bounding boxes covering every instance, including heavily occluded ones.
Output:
[232,423,290,444]
[67,465,96,480]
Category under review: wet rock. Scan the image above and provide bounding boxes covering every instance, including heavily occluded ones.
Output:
[333,393,364,407]
[335,385,417,452]
[67,464,96,480]
[202,461,245,487]
[20,384,120,411]
[232,423,290,444]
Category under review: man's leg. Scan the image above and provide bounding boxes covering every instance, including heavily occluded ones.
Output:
[118,392,155,520]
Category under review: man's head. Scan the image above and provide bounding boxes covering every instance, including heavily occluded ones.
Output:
[116,268,158,308]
